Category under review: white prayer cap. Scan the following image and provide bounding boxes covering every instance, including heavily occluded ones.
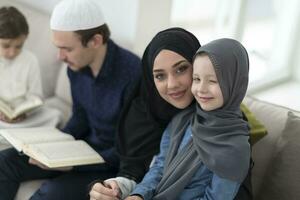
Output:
[50,0,106,31]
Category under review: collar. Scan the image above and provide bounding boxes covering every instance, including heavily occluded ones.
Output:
[79,40,117,80]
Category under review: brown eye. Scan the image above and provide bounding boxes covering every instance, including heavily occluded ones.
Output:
[176,65,189,74]
[193,77,200,82]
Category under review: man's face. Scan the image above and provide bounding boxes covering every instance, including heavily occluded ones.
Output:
[51,30,94,71]
[0,35,27,60]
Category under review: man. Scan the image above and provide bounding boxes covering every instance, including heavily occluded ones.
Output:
[0,0,141,199]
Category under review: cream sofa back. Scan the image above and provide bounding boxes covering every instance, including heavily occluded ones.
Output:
[243,96,300,199]
[0,0,61,98]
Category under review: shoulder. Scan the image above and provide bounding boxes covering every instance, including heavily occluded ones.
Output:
[15,50,39,70]
[110,40,141,74]
[120,49,141,81]
[18,49,38,63]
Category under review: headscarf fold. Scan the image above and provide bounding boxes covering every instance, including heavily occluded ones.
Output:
[116,28,200,182]
[154,38,250,199]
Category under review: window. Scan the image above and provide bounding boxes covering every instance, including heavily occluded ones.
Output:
[171,0,300,92]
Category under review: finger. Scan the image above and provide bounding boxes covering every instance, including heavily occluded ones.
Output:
[104,180,121,197]
[92,182,118,197]
[89,189,119,200]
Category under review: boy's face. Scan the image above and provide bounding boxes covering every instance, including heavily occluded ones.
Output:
[191,54,224,111]
[51,30,95,71]
[0,35,27,60]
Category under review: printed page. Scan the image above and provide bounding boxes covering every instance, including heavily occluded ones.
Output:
[0,98,13,119]
[24,140,104,168]
[12,95,43,118]
[0,127,74,152]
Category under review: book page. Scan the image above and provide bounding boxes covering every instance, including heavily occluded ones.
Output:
[0,98,13,119]
[24,140,104,168]
[0,127,74,152]
[0,95,43,119]
[12,95,43,118]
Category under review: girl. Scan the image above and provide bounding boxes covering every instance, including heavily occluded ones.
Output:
[127,38,250,200]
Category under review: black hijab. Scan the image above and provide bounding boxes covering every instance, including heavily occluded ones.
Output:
[116,28,200,182]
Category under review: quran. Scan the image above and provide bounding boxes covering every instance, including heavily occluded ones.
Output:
[0,127,104,168]
[0,95,43,120]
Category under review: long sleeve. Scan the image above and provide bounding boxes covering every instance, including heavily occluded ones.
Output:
[199,173,240,200]
[26,54,43,98]
[130,126,171,200]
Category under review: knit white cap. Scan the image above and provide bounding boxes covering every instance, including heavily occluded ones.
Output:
[50,0,106,31]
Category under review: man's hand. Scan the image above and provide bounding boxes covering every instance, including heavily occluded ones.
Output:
[0,112,26,123]
[124,195,143,200]
[28,158,73,171]
[89,180,121,200]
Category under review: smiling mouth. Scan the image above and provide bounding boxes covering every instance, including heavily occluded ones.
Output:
[198,97,213,103]
[168,91,185,99]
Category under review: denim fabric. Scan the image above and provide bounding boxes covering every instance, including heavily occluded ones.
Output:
[132,125,240,200]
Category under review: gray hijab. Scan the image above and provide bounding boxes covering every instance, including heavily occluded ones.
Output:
[153,38,250,200]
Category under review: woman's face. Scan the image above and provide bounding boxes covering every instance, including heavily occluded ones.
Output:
[153,49,194,109]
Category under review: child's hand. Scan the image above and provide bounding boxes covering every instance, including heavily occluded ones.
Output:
[28,158,73,171]
[0,112,26,123]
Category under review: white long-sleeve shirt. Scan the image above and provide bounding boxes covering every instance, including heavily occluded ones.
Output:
[0,49,43,101]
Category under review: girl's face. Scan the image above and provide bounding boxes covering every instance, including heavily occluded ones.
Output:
[191,54,224,111]
[153,49,194,109]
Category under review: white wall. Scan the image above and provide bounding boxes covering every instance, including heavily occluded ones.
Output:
[13,0,173,56]
[14,0,140,51]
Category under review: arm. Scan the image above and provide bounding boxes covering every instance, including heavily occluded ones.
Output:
[87,125,170,200]
[89,177,136,200]
[199,173,240,200]
[129,126,171,200]
[27,54,43,98]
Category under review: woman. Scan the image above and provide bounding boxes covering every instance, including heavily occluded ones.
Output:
[89,28,252,200]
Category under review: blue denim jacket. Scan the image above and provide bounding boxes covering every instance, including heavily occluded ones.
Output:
[132,124,240,200]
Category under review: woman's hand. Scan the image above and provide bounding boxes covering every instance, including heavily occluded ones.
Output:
[89,180,122,200]
[28,158,73,171]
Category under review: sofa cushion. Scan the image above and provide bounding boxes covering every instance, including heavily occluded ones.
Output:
[240,103,267,145]
[15,180,45,200]
[257,111,300,200]
[242,96,300,196]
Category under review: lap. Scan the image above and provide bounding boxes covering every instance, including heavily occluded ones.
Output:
[30,169,117,200]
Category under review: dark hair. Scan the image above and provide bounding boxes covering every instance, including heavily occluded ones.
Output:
[75,23,110,47]
[0,6,29,39]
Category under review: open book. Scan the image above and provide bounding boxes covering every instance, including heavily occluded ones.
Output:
[0,95,43,120]
[0,127,104,168]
